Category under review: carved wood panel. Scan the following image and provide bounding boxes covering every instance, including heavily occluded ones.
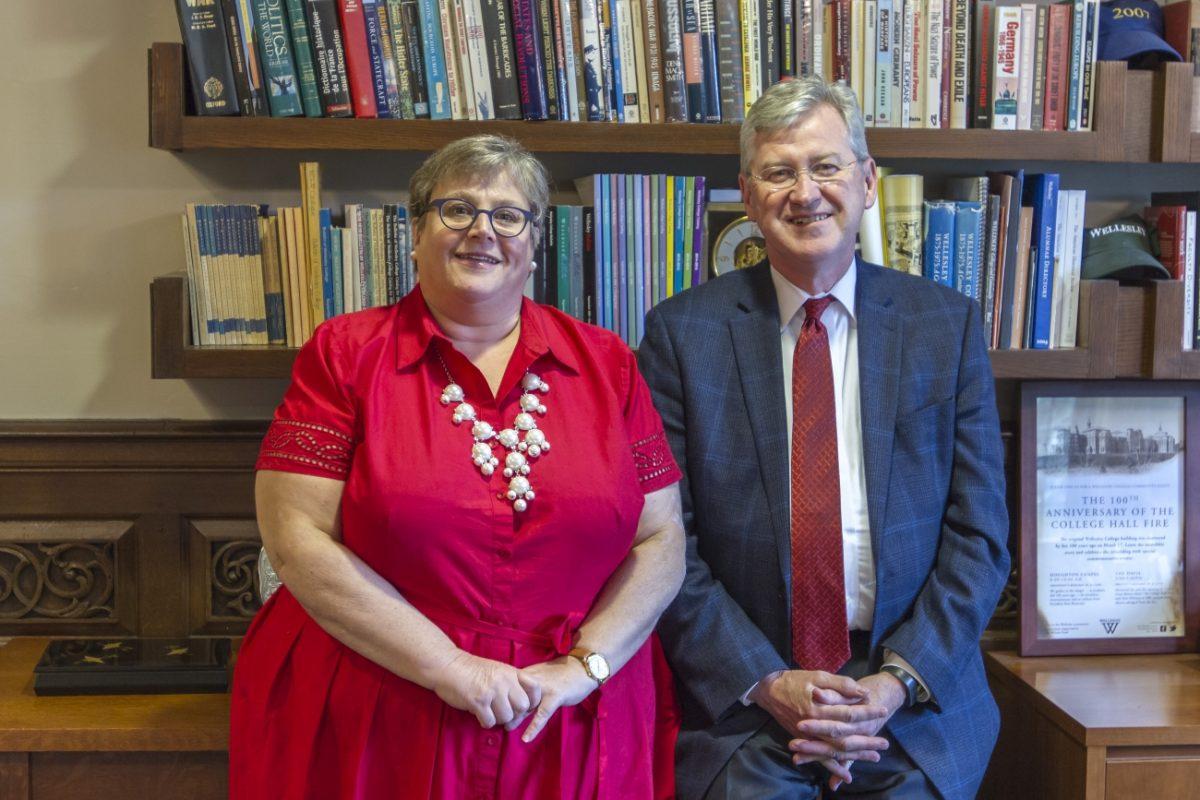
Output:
[187,519,262,636]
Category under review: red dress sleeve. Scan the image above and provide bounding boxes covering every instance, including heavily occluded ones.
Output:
[256,323,357,480]
[622,348,682,494]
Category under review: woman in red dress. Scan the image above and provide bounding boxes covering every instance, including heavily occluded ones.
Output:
[230,134,685,799]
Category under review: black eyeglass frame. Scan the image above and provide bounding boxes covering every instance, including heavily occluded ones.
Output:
[427,197,536,238]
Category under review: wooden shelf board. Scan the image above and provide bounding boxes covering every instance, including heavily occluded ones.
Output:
[988,348,1095,380]
[179,347,297,379]
[1180,350,1200,379]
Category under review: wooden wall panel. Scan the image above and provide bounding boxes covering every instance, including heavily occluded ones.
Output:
[0,752,30,800]
[29,752,226,800]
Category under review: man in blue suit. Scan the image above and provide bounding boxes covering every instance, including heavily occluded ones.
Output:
[639,78,1010,799]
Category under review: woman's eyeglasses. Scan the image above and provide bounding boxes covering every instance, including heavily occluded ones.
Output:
[429,198,535,238]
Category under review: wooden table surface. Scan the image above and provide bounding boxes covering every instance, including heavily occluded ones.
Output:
[986,650,1200,748]
[0,638,230,752]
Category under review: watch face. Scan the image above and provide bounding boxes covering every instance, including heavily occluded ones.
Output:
[712,216,767,276]
[583,653,610,682]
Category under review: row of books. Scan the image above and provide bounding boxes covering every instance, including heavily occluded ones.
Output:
[1143,191,1200,350]
[174,0,1099,129]
[180,201,414,347]
[865,170,1084,349]
[180,162,709,348]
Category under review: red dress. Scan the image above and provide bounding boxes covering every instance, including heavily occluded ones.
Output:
[230,286,682,800]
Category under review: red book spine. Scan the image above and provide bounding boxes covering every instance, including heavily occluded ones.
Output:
[1145,206,1188,280]
[833,0,851,82]
[973,0,993,127]
[1043,3,1070,131]
[337,0,380,117]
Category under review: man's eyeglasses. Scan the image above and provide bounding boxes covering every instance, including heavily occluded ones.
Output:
[429,198,535,238]
[749,159,863,192]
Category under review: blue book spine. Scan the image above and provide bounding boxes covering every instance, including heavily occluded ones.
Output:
[212,205,237,339]
[616,174,628,342]
[397,207,409,297]
[649,175,659,307]
[194,206,218,339]
[698,2,720,122]
[608,0,625,120]
[416,0,450,118]
[953,202,984,303]
[657,174,668,303]
[225,205,246,339]
[320,208,334,319]
[633,176,644,343]
[922,201,956,288]
[673,176,687,294]
[362,0,394,118]
[331,227,344,315]
[242,205,268,336]
[1024,173,1060,349]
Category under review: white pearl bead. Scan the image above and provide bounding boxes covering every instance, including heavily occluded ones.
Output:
[507,490,517,500]
[537,405,547,415]
[521,373,541,391]
[528,445,542,458]
[520,465,530,475]
[526,490,535,500]
[481,464,494,476]
[513,499,527,512]
[503,468,514,478]
[515,413,535,431]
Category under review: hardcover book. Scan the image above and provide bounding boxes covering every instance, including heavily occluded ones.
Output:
[306,0,354,115]
[33,638,232,696]
[175,0,241,116]
[284,0,326,115]
[251,0,305,116]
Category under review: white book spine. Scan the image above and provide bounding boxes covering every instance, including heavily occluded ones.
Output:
[452,0,477,119]
[908,0,923,126]
[812,0,825,79]
[1080,0,1100,130]
[463,0,493,119]
[617,0,641,121]
[992,5,1021,130]
[560,0,580,121]
[1016,3,1035,130]
[863,0,877,124]
[901,0,914,127]
[1061,190,1086,348]
[923,0,942,128]
[580,0,606,119]
[949,0,969,127]
[875,0,893,125]
[851,0,865,110]
[1185,211,1197,350]
[743,0,762,109]
[890,0,904,124]
[1049,189,1068,348]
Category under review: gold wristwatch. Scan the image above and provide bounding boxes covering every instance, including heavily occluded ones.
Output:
[568,647,611,686]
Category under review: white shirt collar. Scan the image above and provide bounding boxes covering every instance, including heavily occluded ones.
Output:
[769,257,858,332]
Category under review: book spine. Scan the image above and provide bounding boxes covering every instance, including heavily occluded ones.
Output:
[1029,4,1047,131]
[641,0,666,121]
[361,0,395,117]
[1144,206,1187,279]
[449,0,475,119]
[336,0,379,116]
[480,0,521,118]
[601,0,620,120]
[383,0,414,117]
[375,0,406,116]
[252,0,305,116]
[852,0,865,113]
[1186,210,1197,349]
[538,0,561,118]
[580,0,609,120]
[306,0,354,115]
[882,174,925,275]
[462,0,495,118]
[658,0,687,120]
[796,0,813,77]
[417,0,451,117]
[742,0,762,111]
[1066,0,1084,130]
[981,195,1000,342]
[991,5,1019,130]
[176,0,241,116]
[715,0,745,122]
[972,0,993,128]
[615,0,640,120]
[284,0,325,115]
[692,175,706,287]
[1043,3,1069,131]
[682,0,706,121]
[1015,4,1034,130]
[900,0,914,126]
[924,0,943,128]
[629,0,651,122]
[698,0,722,121]
[923,201,956,286]
[863,0,878,125]
[235,0,271,115]
[874,0,893,124]
[781,0,795,77]
[399,1,430,116]
[953,201,983,302]
[512,0,550,118]
[948,0,968,127]
[560,0,583,120]
[582,206,596,323]
[1078,0,1098,130]
[762,0,780,90]
[1027,173,1060,350]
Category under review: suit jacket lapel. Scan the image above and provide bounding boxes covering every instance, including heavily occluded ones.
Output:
[729,264,792,595]
[856,262,901,578]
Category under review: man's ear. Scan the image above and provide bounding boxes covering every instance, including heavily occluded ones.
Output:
[862,157,879,210]
[739,173,757,221]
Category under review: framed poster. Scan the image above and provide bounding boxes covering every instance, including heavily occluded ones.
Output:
[1019,381,1200,656]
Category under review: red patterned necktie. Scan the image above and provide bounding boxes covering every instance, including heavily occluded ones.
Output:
[790,295,850,673]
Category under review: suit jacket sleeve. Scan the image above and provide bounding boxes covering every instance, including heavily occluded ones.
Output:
[879,298,1011,708]
[639,308,788,725]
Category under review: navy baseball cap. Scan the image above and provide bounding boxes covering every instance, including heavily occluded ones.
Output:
[1098,0,1182,66]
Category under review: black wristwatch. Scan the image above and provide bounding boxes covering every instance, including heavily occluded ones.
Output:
[880,664,920,708]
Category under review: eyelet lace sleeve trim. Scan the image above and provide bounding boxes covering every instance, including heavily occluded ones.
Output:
[631,431,679,487]
[256,419,354,478]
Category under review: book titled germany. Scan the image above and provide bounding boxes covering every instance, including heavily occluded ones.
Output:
[175,0,240,115]
[33,638,232,696]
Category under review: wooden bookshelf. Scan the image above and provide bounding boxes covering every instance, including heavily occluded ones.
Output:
[1155,62,1200,162]
[1142,279,1200,379]
[150,43,1150,162]
[153,272,1122,380]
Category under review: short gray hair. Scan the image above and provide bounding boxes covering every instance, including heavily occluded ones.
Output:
[739,79,870,173]
[409,134,551,242]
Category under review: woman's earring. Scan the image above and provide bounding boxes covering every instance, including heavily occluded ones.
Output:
[530,260,538,271]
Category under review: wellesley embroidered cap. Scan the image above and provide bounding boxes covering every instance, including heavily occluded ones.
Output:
[1082,214,1171,281]
[1098,0,1182,65]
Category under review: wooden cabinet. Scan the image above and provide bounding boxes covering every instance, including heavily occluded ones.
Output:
[984,650,1200,799]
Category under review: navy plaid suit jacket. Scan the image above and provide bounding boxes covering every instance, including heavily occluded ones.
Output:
[638,260,1010,800]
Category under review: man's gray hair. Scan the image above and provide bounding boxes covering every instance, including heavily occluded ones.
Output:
[409,134,551,242]
[739,79,871,173]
